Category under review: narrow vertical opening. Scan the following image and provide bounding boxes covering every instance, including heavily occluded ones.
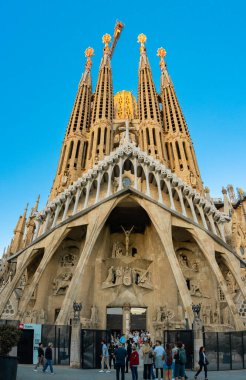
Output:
[152,129,156,146]
[58,145,66,175]
[175,141,181,160]
[146,128,150,145]
[68,141,74,160]
[75,140,81,159]
[82,141,88,169]
[89,132,94,159]
[97,128,101,145]
[183,141,188,161]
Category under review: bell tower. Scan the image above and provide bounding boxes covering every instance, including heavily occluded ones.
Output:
[49,47,94,200]
[137,34,166,163]
[87,34,114,166]
[157,47,203,192]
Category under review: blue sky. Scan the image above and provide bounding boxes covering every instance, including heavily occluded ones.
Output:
[0,0,245,254]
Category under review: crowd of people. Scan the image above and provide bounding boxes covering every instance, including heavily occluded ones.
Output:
[99,331,209,380]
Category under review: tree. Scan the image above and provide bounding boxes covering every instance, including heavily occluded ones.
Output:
[0,325,22,356]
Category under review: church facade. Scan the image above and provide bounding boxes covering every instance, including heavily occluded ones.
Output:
[0,23,246,339]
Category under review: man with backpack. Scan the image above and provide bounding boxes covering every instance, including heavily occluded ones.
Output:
[173,341,187,380]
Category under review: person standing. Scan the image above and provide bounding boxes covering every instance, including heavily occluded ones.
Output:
[33,342,44,371]
[154,340,165,380]
[130,344,139,380]
[194,346,209,380]
[42,343,54,374]
[99,339,111,373]
[109,342,116,370]
[173,342,186,380]
[163,343,173,380]
[125,339,132,373]
[114,342,127,380]
[142,339,154,380]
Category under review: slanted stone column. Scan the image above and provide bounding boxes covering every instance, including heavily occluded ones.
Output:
[192,304,203,368]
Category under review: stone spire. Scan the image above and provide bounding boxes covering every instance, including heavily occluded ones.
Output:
[10,204,28,254]
[24,195,40,246]
[49,48,94,200]
[157,48,203,192]
[137,34,166,163]
[87,34,114,166]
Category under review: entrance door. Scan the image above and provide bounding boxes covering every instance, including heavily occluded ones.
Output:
[106,307,123,336]
[81,329,110,369]
[17,329,34,364]
[131,307,147,331]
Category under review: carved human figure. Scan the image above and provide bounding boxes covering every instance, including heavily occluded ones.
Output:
[115,267,123,285]
[60,253,76,267]
[225,271,236,294]
[190,280,203,297]
[112,242,123,258]
[103,266,115,285]
[53,272,72,295]
[123,266,132,286]
[121,225,134,256]
[90,305,98,326]
[156,306,163,322]
[179,254,189,268]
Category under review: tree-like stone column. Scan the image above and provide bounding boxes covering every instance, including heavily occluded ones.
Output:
[192,304,203,367]
[70,302,82,368]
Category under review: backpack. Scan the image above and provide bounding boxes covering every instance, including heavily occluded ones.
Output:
[177,349,187,365]
[165,352,172,366]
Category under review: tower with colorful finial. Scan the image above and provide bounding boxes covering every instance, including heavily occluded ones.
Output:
[157,47,203,192]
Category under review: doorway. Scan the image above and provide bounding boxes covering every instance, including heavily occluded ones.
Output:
[106,307,123,336]
[130,307,147,331]
[17,329,34,364]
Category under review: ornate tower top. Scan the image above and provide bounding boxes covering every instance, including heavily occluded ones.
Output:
[79,47,94,85]
[158,47,203,192]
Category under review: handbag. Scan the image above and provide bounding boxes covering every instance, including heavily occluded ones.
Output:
[148,351,154,359]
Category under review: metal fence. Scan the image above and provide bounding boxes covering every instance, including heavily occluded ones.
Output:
[41,325,71,365]
[204,331,246,370]
[81,329,111,369]
[164,329,194,369]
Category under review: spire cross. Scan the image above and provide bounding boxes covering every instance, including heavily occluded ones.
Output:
[157,47,167,73]
[138,33,147,54]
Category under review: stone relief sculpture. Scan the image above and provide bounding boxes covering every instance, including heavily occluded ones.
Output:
[154,305,175,323]
[190,280,203,297]
[225,270,238,294]
[60,253,76,267]
[102,265,153,289]
[112,242,124,258]
[90,305,98,327]
[178,253,199,272]
[53,272,72,295]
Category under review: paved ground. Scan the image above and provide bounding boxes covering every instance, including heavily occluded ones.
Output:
[17,365,246,380]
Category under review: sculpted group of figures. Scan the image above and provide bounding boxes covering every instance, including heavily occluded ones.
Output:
[102,265,153,289]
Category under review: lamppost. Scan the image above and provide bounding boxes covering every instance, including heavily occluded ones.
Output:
[192,304,201,319]
[73,301,82,320]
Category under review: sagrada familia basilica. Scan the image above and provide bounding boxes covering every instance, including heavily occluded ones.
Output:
[0,22,246,337]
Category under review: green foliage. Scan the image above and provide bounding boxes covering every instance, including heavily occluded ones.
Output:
[0,325,22,356]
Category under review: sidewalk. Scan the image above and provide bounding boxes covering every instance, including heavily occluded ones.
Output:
[17,365,246,380]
